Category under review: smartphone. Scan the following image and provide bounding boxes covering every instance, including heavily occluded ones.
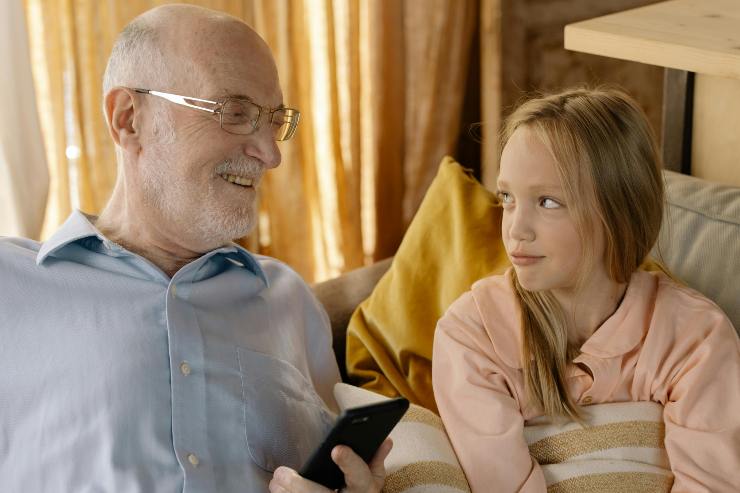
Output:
[299,397,409,490]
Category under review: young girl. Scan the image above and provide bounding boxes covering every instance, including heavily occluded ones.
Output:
[432,88,740,492]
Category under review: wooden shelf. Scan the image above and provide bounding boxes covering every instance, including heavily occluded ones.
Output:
[565,0,740,80]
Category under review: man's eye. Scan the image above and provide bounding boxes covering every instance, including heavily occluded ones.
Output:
[541,197,561,209]
[221,101,260,125]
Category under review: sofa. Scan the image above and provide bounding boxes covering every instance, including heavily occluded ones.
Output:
[311,166,740,492]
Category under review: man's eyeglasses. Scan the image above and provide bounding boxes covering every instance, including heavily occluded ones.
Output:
[131,88,300,141]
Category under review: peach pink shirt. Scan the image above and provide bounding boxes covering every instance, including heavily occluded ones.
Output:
[432,269,740,493]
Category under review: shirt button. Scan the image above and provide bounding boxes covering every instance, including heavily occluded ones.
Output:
[582,396,593,404]
[187,453,200,467]
[179,361,191,376]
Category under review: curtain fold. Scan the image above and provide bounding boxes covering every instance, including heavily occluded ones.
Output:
[23,0,475,282]
[402,0,477,222]
[0,0,49,239]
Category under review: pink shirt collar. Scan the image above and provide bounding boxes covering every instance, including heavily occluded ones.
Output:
[472,268,659,369]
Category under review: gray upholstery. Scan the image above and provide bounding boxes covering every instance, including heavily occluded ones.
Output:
[654,171,740,332]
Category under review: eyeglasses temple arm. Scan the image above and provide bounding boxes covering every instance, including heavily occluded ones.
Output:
[132,88,218,114]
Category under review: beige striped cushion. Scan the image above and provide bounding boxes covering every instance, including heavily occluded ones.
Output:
[333,383,471,493]
[524,401,673,493]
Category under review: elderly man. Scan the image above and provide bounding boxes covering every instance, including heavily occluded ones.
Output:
[0,4,390,492]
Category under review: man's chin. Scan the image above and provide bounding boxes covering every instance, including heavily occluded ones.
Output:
[231,221,257,243]
[185,207,256,248]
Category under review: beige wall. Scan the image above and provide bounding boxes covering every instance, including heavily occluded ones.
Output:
[692,74,740,187]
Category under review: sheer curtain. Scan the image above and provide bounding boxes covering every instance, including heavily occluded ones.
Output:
[23,0,475,281]
[0,0,48,239]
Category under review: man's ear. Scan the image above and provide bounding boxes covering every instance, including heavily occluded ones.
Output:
[105,87,141,153]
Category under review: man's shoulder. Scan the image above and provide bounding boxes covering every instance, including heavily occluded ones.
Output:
[250,253,314,293]
[251,253,301,278]
[249,253,330,323]
[0,236,42,263]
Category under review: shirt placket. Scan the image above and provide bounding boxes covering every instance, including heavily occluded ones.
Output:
[573,354,621,405]
[166,266,215,492]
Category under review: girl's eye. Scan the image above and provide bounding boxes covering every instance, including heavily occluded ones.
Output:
[497,191,513,204]
[540,197,561,209]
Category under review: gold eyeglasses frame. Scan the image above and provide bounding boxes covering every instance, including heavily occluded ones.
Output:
[130,88,300,141]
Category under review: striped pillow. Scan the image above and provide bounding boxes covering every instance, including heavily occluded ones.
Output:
[524,401,673,493]
[333,383,471,493]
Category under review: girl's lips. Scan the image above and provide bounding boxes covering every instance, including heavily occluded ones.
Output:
[510,254,544,266]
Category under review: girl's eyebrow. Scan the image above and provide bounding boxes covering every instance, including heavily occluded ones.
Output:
[496,180,562,194]
[530,185,563,195]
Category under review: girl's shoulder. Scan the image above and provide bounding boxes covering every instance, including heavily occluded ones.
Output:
[459,267,520,321]
[649,270,732,326]
[638,270,737,349]
[439,268,524,369]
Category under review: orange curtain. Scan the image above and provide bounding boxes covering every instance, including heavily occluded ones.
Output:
[24,0,476,282]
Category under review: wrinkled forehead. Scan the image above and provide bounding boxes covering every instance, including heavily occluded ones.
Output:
[205,55,283,107]
[168,20,283,106]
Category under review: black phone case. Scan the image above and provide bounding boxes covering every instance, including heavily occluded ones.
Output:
[299,397,409,490]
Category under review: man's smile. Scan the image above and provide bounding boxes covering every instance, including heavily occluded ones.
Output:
[219,173,255,188]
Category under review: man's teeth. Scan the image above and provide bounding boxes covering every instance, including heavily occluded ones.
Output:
[220,173,254,187]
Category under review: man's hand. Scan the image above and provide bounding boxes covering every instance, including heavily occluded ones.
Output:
[268,438,393,493]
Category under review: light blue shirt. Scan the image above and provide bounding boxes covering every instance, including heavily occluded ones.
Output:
[0,211,340,492]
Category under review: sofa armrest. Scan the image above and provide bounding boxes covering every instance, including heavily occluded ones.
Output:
[312,257,393,380]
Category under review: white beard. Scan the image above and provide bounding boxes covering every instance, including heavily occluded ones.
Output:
[141,117,262,247]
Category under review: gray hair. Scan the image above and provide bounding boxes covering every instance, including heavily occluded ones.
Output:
[103,19,176,146]
[102,19,168,96]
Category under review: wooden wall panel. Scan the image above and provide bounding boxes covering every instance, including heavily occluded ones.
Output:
[481,0,664,188]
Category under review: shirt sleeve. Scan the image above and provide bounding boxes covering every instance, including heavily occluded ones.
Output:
[432,292,546,493]
[661,309,740,492]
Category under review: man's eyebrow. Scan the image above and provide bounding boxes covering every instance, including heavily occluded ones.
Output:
[225,93,252,100]
[219,93,286,108]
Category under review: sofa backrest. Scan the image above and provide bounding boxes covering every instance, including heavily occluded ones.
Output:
[653,171,740,332]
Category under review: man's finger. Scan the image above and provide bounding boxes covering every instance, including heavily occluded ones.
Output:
[368,438,393,478]
[270,466,332,493]
[331,445,373,489]
[331,440,392,491]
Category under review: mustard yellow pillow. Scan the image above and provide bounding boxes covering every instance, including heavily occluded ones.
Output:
[345,156,509,413]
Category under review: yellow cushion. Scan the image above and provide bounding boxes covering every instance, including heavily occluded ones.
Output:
[345,156,509,413]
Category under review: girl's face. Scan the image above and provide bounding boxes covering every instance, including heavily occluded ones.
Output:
[497,126,606,294]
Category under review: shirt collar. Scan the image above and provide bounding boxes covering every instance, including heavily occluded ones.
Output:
[36,210,105,265]
[487,269,658,369]
[36,210,269,286]
[214,243,270,287]
[578,270,658,359]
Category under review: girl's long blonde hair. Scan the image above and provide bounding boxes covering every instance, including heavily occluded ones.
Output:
[501,88,664,419]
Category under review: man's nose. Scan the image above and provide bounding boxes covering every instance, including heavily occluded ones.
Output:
[242,127,281,169]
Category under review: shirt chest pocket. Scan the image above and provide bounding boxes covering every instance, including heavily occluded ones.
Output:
[237,346,335,472]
